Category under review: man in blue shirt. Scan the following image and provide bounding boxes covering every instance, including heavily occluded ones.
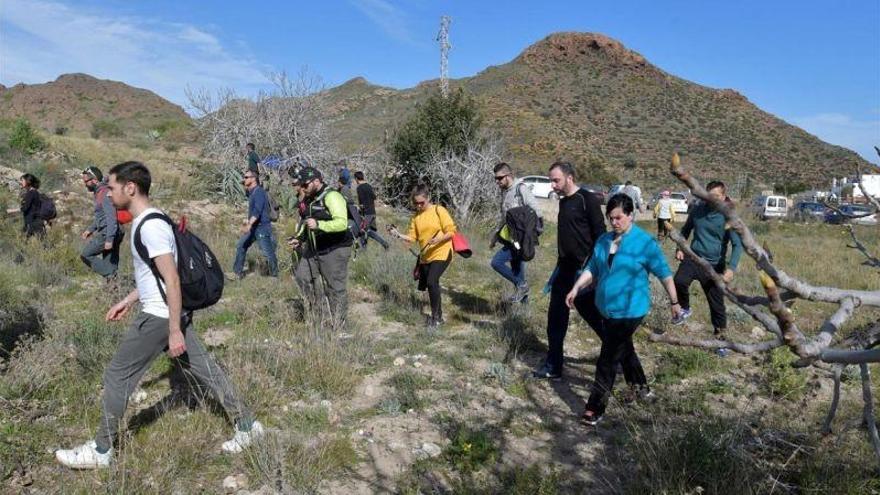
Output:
[231,170,278,279]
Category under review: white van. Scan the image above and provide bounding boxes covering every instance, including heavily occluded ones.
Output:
[751,195,789,220]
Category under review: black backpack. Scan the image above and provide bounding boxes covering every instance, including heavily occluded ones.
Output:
[316,188,364,239]
[38,193,56,221]
[134,212,224,311]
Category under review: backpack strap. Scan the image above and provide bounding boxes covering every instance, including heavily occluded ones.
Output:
[133,212,174,304]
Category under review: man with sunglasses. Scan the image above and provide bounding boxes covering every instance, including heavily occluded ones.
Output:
[230,170,278,279]
[80,166,123,282]
[287,167,352,324]
[490,162,541,303]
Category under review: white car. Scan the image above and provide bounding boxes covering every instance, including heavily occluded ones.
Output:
[520,175,556,199]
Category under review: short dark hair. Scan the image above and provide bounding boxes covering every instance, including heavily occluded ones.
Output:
[493,162,512,174]
[246,143,255,150]
[606,193,634,216]
[354,171,365,181]
[109,161,151,195]
[625,180,632,186]
[20,173,40,189]
[410,184,430,201]
[707,180,726,192]
[247,169,260,179]
[82,166,103,182]
[549,161,576,179]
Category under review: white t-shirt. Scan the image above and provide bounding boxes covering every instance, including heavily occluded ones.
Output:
[656,198,674,219]
[131,208,178,319]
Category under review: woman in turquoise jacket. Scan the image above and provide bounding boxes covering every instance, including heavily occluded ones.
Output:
[566,193,683,425]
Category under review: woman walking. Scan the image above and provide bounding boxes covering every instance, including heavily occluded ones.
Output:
[19,173,45,238]
[653,190,676,240]
[389,185,457,329]
[566,193,682,425]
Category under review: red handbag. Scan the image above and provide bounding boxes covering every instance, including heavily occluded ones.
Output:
[451,232,472,258]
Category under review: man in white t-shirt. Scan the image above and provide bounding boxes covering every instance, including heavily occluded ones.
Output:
[55,161,263,469]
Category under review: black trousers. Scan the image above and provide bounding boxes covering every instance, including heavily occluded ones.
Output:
[585,316,647,415]
[418,253,451,321]
[674,258,727,330]
[545,268,604,372]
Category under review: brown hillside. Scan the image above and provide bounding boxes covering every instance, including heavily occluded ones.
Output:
[0,73,191,138]
[323,32,870,191]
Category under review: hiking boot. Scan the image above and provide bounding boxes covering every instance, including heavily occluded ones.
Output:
[55,441,112,469]
[672,308,692,325]
[507,284,530,303]
[225,272,244,282]
[624,385,655,404]
[531,363,562,380]
[581,409,603,426]
[221,420,265,454]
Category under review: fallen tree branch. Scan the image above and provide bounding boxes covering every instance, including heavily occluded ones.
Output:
[670,153,880,307]
[822,365,844,435]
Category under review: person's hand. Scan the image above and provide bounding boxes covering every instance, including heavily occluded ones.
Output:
[81,230,92,240]
[565,289,578,309]
[287,238,301,249]
[103,241,113,251]
[722,269,735,284]
[675,249,685,261]
[106,299,132,322]
[239,223,250,234]
[671,303,682,320]
[167,329,187,358]
[305,218,318,230]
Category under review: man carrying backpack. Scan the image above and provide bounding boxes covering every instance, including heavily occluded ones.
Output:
[55,161,263,469]
[490,162,542,303]
[354,171,389,250]
[288,167,352,324]
[80,166,124,282]
[230,170,278,279]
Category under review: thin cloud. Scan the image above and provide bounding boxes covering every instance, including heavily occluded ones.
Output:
[0,0,271,107]
[792,113,880,165]
[350,0,418,45]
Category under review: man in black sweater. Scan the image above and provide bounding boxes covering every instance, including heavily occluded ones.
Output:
[533,161,606,379]
[354,171,389,249]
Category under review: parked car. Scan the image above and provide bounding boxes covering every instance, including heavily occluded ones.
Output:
[824,204,878,225]
[648,192,690,214]
[520,175,555,199]
[750,195,789,220]
[794,201,827,222]
[581,184,607,204]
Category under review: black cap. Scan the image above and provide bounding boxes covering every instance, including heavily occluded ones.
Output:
[297,166,322,185]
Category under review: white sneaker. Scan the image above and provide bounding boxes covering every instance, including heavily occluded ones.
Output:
[221,420,265,453]
[55,441,112,469]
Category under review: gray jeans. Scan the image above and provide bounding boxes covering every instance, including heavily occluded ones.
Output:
[80,232,124,278]
[294,246,351,322]
[95,312,251,451]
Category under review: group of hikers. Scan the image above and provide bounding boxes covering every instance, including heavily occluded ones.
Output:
[8,144,743,468]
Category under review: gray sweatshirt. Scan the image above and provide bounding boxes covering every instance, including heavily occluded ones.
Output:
[497,178,541,231]
[88,184,119,239]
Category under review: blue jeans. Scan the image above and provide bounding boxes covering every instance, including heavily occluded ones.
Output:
[233,228,278,276]
[491,245,526,287]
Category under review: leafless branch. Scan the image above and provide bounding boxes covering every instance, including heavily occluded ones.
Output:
[648,332,783,354]
[428,130,503,224]
[822,365,844,435]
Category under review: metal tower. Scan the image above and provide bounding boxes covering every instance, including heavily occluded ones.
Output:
[436,16,451,98]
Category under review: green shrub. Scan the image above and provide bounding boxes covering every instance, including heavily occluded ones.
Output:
[763,346,806,399]
[8,119,47,153]
[444,423,498,473]
[386,370,431,411]
[654,347,720,384]
[90,119,124,139]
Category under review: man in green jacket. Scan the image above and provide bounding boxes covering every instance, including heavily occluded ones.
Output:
[245,143,260,174]
[288,167,352,324]
[673,180,743,337]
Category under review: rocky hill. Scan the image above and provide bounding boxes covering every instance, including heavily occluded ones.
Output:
[0,73,191,139]
[323,32,870,190]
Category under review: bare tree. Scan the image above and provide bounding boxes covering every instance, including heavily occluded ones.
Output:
[652,152,880,469]
[427,131,503,224]
[186,69,337,184]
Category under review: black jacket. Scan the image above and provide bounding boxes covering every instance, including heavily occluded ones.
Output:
[503,206,540,261]
[556,188,606,275]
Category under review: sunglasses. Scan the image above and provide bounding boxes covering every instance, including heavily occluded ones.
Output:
[494,174,509,181]
[243,174,255,179]
[413,200,427,206]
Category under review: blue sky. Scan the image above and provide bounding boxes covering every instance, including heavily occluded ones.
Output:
[1,0,878,163]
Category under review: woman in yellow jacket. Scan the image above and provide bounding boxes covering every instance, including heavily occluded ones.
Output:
[389,185,457,329]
